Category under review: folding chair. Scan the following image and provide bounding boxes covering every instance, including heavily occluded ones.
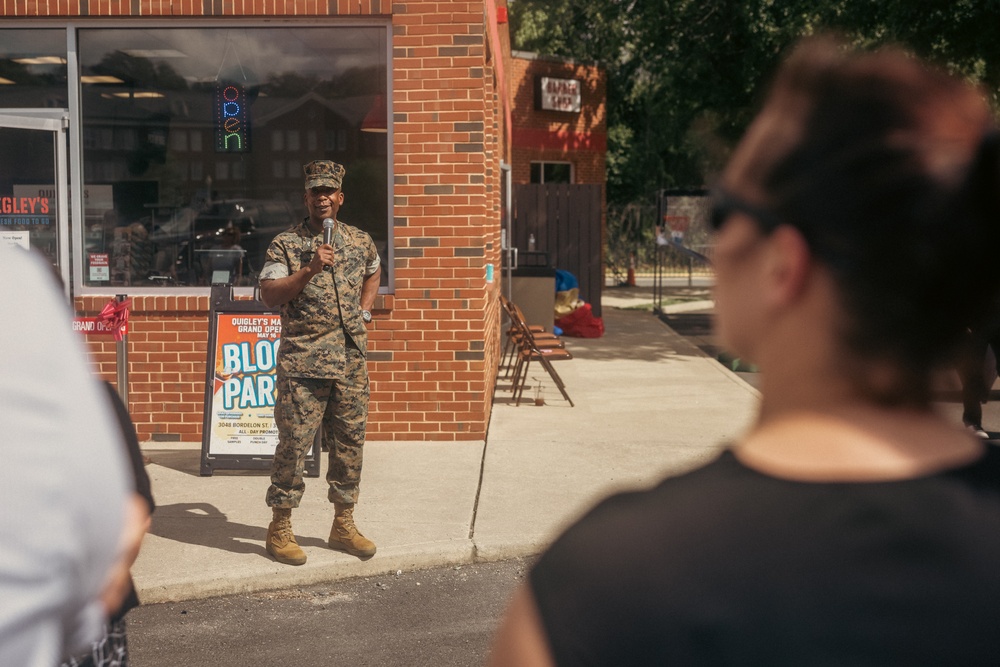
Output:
[505,300,574,407]
[499,295,561,376]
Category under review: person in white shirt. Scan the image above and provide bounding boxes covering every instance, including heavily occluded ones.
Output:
[0,245,134,667]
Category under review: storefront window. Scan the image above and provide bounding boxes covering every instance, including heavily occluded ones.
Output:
[74,26,389,289]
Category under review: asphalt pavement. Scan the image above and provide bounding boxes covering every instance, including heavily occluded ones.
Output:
[129,558,531,667]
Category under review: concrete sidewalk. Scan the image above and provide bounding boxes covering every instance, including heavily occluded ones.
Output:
[132,287,760,603]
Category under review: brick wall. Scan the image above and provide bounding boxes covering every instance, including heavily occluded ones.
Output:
[386,0,504,440]
[9,1,509,441]
[78,295,211,440]
[1,0,386,15]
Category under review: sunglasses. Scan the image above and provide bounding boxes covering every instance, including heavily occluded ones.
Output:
[709,187,784,233]
[710,187,851,271]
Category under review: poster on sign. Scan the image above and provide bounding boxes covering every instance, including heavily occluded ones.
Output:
[206,312,282,457]
[89,253,110,282]
[199,285,319,476]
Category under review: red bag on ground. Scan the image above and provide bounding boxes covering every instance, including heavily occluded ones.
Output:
[555,302,604,338]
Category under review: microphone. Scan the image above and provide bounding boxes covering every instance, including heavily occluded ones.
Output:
[322,218,334,272]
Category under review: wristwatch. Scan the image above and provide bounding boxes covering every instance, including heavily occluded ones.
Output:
[362,309,372,323]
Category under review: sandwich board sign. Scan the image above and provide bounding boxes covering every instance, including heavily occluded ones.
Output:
[200,285,319,476]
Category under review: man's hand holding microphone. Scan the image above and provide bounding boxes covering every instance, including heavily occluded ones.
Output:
[308,217,336,275]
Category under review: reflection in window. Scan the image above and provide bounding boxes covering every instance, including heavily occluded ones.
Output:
[118,129,136,150]
[171,131,188,151]
[74,26,390,289]
[0,29,68,108]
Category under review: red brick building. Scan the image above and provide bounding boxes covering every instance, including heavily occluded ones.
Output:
[506,51,608,316]
[509,51,607,188]
[0,2,512,442]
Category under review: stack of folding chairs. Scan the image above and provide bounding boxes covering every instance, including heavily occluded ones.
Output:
[499,294,574,407]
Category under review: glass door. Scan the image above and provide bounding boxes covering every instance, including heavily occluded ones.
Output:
[0,109,70,292]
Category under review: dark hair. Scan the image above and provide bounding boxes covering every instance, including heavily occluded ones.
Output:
[728,37,1000,403]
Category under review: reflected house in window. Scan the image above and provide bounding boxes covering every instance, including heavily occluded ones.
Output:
[251,90,372,200]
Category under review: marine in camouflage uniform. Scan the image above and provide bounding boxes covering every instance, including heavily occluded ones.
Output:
[258,160,381,565]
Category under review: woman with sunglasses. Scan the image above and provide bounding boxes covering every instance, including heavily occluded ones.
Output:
[490,37,1000,665]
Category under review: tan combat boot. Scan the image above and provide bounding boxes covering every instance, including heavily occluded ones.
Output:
[328,503,377,558]
[266,508,307,565]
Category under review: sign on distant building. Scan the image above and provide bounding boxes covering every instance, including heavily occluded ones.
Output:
[537,76,581,113]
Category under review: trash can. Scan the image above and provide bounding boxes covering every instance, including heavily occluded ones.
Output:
[511,252,556,329]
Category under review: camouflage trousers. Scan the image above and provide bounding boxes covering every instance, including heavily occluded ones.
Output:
[266,348,369,508]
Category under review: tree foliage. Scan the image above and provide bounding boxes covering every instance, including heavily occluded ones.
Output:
[510,0,1000,208]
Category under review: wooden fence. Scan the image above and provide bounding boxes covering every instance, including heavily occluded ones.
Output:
[512,183,603,316]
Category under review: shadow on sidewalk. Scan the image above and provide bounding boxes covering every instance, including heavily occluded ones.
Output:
[145,448,274,478]
[144,448,203,477]
[560,308,713,363]
[148,502,328,556]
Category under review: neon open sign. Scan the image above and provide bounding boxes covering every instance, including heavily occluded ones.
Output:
[215,82,251,152]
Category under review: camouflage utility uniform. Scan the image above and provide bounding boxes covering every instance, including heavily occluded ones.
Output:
[260,219,380,508]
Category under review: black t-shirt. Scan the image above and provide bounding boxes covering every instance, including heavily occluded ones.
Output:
[102,382,155,620]
[531,447,1000,665]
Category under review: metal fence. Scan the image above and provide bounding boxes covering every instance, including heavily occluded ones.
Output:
[606,194,715,283]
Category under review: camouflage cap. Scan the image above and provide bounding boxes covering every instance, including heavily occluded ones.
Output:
[303,160,346,190]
